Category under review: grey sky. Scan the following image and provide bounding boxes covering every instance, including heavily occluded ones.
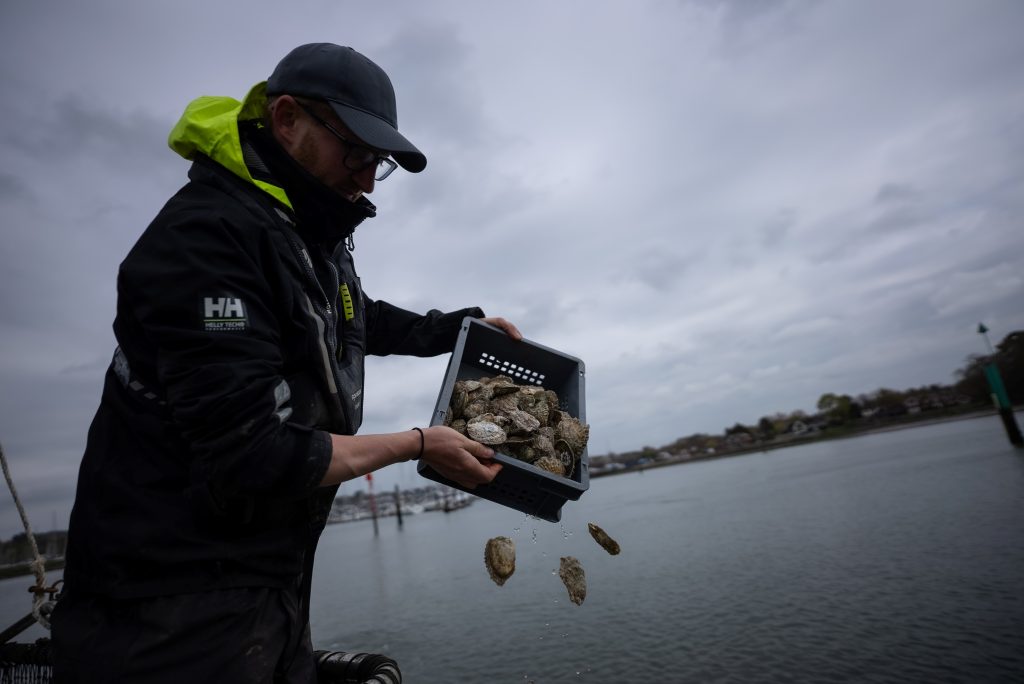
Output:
[1,0,1022,537]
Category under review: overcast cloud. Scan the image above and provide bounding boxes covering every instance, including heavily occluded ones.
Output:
[2,0,1022,536]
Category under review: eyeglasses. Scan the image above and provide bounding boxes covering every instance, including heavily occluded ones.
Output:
[296,101,398,181]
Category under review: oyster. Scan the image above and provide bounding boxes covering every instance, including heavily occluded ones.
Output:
[554,418,589,456]
[466,420,506,445]
[489,392,521,416]
[484,536,516,586]
[488,375,519,396]
[463,400,488,420]
[558,556,586,606]
[455,379,483,393]
[587,522,621,555]
[507,409,541,434]
[533,455,565,477]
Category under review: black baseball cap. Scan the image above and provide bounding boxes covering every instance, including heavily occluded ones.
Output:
[267,43,426,173]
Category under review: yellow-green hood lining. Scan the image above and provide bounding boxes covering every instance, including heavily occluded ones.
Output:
[167,82,292,209]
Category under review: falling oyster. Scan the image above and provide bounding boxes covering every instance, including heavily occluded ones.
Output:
[484,536,516,586]
[558,556,586,606]
[587,522,621,555]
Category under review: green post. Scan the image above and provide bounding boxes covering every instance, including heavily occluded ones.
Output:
[978,323,1023,448]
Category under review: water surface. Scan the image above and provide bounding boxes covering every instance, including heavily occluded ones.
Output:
[309,414,1024,683]
[3,414,1022,682]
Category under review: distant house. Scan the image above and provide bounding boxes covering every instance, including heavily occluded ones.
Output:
[725,432,754,448]
[807,417,829,431]
[788,420,809,435]
[787,417,829,435]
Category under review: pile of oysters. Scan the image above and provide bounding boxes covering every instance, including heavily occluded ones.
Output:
[445,375,590,478]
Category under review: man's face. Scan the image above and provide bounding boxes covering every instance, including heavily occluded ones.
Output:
[273,98,379,202]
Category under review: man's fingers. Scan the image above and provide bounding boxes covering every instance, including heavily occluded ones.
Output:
[458,460,502,489]
[480,316,523,341]
[465,440,495,460]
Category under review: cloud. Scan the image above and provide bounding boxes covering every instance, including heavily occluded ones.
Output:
[2,0,1024,535]
[0,172,32,201]
[928,264,1024,318]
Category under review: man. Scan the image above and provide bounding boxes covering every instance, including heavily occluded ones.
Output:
[52,43,519,682]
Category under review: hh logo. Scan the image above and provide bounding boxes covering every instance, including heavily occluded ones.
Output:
[202,296,247,332]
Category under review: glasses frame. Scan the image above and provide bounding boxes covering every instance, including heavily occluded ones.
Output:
[296,101,398,181]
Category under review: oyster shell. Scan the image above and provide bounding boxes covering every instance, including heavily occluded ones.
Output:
[533,455,565,477]
[587,522,621,555]
[530,433,556,460]
[489,393,520,416]
[558,556,586,605]
[463,400,488,420]
[487,375,519,396]
[451,386,469,417]
[484,536,516,586]
[523,395,551,426]
[466,420,506,445]
[554,417,589,456]
[456,379,483,393]
[507,409,541,434]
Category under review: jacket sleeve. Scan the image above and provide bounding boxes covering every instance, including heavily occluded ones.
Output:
[117,199,331,506]
[363,295,484,357]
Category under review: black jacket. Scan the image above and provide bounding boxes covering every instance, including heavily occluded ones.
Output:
[64,102,481,599]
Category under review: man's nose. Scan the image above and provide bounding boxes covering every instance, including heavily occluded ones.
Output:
[353,165,376,194]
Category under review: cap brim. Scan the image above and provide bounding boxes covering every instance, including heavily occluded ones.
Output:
[327,100,427,173]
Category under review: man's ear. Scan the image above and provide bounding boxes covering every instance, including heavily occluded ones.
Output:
[269,95,302,147]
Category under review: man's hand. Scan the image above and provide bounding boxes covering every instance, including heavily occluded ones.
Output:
[481,316,523,341]
[420,425,502,489]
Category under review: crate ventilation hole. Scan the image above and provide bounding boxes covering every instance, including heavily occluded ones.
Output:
[478,354,545,385]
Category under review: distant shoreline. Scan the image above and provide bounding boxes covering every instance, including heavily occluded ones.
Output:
[590,407,1017,479]
[0,557,64,582]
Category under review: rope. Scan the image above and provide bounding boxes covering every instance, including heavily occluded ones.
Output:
[0,441,51,630]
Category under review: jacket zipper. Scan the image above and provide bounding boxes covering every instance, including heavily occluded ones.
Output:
[282,229,346,412]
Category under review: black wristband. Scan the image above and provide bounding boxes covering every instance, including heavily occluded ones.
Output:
[411,427,425,460]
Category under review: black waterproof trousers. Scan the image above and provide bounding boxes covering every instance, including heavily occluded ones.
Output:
[51,584,314,683]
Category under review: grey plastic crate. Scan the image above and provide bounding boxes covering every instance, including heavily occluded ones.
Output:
[417,317,589,522]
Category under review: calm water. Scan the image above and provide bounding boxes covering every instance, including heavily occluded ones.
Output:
[4,414,1024,682]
